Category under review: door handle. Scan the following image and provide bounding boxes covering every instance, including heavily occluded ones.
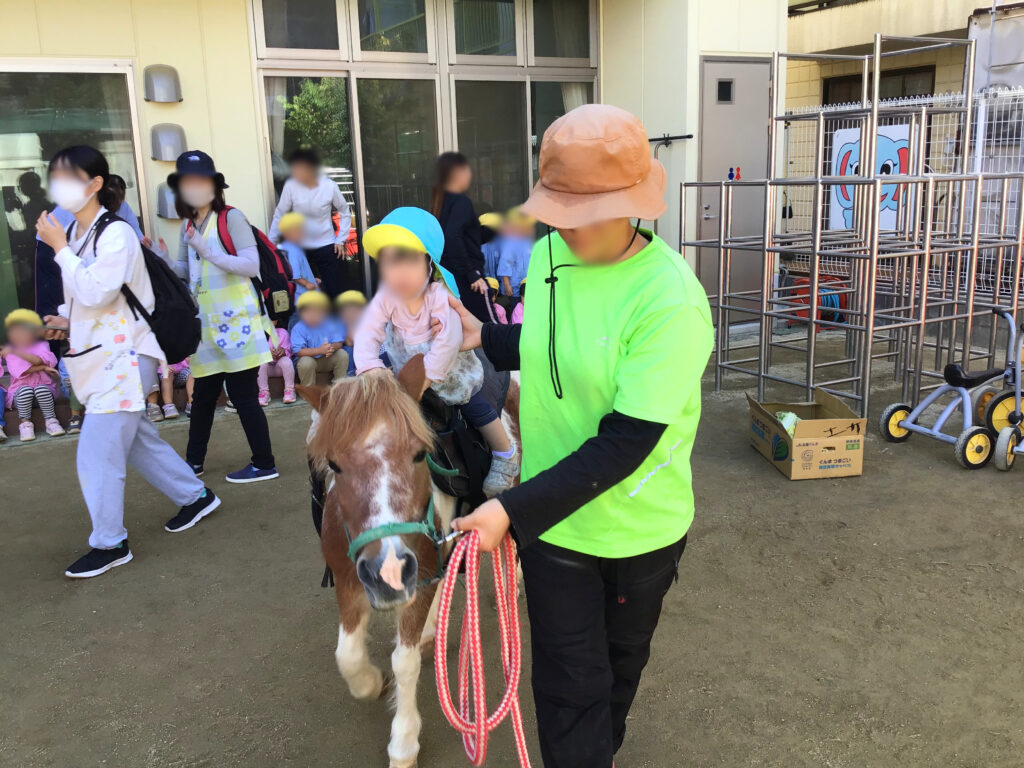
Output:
[702,203,718,221]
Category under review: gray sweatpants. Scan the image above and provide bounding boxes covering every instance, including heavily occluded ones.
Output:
[76,356,205,550]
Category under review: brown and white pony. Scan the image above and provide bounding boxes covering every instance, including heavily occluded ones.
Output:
[299,357,519,768]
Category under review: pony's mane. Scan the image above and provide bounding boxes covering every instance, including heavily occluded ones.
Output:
[309,374,434,461]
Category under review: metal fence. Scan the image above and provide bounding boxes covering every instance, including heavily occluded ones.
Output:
[681,36,1024,416]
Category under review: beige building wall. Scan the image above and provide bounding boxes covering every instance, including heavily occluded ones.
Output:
[0,0,268,249]
[600,0,788,258]
[785,0,976,113]
[787,46,968,110]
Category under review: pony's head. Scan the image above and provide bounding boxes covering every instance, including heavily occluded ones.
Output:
[300,360,436,609]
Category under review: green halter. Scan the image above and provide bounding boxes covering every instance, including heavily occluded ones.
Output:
[343,454,460,568]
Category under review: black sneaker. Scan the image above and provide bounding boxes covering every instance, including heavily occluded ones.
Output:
[189,463,205,477]
[165,487,221,532]
[65,542,133,579]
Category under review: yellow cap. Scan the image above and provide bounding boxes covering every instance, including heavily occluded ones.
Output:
[520,277,527,285]
[505,206,536,227]
[485,277,499,291]
[335,290,367,307]
[478,212,503,230]
[296,290,331,311]
[278,212,306,234]
[5,308,43,329]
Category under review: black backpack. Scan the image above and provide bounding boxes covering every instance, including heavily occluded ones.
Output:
[85,212,202,364]
[216,206,295,323]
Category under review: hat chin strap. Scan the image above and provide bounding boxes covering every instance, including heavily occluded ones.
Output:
[545,218,644,400]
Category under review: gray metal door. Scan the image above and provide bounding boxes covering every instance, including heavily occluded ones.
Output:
[697,58,771,309]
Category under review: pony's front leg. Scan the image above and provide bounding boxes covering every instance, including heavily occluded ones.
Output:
[389,584,438,768]
[335,601,384,700]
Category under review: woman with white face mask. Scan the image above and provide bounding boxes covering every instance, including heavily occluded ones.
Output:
[34,145,220,579]
[167,150,279,485]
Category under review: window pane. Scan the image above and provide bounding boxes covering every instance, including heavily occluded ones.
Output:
[533,0,589,58]
[455,81,527,213]
[0,71,141,317]
[263,76,364,291]
[357,79,438,225]
[530,81,593,181]
[454,0,516,56]
[357,0,428,53]
[262,0,339,50]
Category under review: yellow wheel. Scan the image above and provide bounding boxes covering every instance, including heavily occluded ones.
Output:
[994,427,1020,471]
[954,426,993,469]
[984,390,1022,434]
[973,386,999,424]
[879,402,912,443]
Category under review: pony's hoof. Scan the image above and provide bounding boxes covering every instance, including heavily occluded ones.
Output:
[389,757,417,768]
[349,666,385,700]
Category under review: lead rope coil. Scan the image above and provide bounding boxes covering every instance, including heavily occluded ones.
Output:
[434,531,532,767]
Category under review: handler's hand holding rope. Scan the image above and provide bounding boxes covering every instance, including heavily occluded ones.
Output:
[434,529,532,768]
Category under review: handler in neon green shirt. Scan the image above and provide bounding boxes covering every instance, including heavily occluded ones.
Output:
[451,104,712,768]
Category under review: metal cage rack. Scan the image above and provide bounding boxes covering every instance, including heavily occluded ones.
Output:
[681,34,1024,417]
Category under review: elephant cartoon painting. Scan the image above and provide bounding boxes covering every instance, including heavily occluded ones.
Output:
[829,126,910,230]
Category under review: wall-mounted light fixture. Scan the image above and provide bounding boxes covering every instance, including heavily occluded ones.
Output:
[155,182,179,219]
[143,65,182,103]
[150,123,187,161]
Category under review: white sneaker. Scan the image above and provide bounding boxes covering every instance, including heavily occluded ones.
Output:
[482,451,520,498]
[146,402,164,422]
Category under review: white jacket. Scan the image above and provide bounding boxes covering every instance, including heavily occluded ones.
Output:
[56,210,163,413]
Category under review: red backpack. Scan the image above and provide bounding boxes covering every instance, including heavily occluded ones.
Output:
[216,206,295,322]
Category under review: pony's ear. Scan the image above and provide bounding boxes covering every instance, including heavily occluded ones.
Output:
[396,354,427,402]
[296,384,330,412]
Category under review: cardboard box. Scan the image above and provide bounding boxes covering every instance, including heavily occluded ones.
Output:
[747,391,866,480]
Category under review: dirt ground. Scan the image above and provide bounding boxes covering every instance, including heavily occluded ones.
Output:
[3,369,1024,768]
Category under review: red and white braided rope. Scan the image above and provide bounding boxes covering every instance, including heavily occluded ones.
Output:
[434,531,532,767]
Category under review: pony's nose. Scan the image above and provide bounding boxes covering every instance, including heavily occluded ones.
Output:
[355,542,418,608]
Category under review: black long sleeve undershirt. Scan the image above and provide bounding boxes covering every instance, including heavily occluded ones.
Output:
[480,322,668,549]
[481,322,521,371]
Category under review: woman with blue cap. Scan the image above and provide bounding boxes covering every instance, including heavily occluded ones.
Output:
[353,207,519,496]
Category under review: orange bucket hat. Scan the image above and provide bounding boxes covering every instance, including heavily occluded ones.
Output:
[520,104,666,228]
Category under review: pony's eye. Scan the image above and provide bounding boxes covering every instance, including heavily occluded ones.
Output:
[413,450,427,463]
[327,459,342,474]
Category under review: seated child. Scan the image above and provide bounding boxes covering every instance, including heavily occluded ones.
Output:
[147,360,190,421]
[510,279,525,324]
[2,309,63,442]
[336,290,367,377]
[495,207,534,311]
[355,207,519,497]
[485,277,508,324]
[56,357,83,434]
[258,321,296,406]
[291,290,348,388]
[278,212,318,302]
[0,358,5,442]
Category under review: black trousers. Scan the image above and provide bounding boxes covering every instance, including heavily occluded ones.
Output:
[305,244,342,300]
[186,366,275,470]
[520,535,687,768]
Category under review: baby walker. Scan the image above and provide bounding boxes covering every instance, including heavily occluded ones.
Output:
[880,308,1023,469]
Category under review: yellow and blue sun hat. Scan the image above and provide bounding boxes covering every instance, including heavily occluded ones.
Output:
[363,207,460,298]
